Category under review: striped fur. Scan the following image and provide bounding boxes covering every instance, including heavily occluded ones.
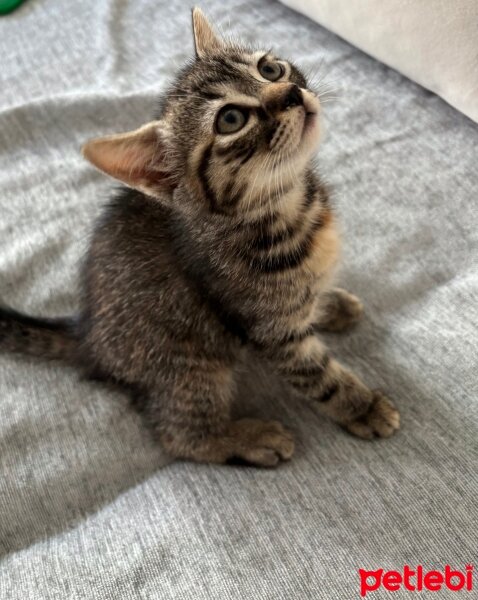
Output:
[0,9,399,467]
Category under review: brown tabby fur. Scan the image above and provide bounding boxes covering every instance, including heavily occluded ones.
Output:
[0,9,399,467]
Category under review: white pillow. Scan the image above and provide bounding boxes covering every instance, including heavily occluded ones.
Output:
[280,0,478,123]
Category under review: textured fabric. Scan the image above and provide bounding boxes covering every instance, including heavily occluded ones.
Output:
[0,0,477,598]
[280,0,478,124]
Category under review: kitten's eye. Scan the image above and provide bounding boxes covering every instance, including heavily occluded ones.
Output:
[216,106,248,134]
[258,59,284,82]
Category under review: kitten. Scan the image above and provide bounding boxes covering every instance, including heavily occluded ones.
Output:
[0,8,399,467]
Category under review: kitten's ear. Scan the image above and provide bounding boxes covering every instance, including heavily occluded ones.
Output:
[192,7,223,58]
[82,121,174,196]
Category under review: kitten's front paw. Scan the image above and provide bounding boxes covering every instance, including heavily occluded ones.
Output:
[319,288,364,332]
[345,391,400,439]
[226,418,295,467]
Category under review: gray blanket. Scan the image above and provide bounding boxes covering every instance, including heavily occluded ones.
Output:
[0,0,477,598]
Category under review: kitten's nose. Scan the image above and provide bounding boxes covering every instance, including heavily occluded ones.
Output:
[281,84,303,110]
[262,82,304,116]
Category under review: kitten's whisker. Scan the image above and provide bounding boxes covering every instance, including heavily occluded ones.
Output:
[313,88,341,101]
[304,57,325,82]
[246,151,272,214]
[308,76,342,98]
[316,84,341,94]
[259,154,271,217]
[318,99,340,105]
[265,154,276,227]
[165,93,216,103]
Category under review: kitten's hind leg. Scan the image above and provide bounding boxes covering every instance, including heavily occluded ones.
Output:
[150,368,294,467]
[316,287,364,332]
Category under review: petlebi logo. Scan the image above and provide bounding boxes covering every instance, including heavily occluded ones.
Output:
[359,565,474,596]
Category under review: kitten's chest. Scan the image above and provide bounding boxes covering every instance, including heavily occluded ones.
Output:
[274,214,341,328]
[237,210,341,317]
[305,211,341,279]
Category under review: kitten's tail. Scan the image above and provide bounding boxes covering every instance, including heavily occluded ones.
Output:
[0,306,78,362]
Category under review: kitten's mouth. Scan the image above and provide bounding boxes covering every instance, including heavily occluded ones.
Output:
[269,94,320,155]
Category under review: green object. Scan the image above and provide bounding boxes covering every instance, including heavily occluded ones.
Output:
[0,0,27,15]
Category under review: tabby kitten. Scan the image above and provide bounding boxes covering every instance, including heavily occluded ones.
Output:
[0,9,399,467]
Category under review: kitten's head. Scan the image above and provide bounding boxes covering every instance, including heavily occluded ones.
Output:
[83,8,321,215]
